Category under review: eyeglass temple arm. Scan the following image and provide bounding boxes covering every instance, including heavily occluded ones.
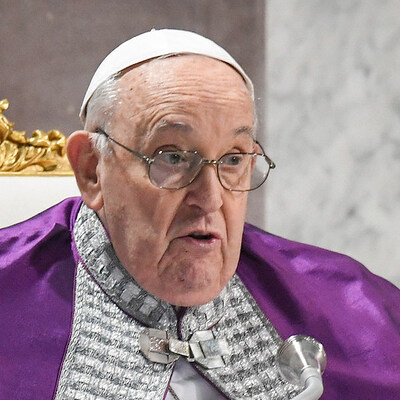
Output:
[95,128,152,163]
[255,140,276,169]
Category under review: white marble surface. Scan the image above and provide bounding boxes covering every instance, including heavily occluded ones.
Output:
[0,176,80,228]
[265,0,400,287]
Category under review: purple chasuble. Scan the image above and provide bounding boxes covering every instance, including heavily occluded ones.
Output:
[237,226,400,399]
[0,197,399,399]
[0,197,80,400]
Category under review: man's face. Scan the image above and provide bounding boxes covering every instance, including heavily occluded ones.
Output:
[95,55,255,306]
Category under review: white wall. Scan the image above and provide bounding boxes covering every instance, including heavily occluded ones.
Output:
[0,176,80,228]
[266,0,400,287]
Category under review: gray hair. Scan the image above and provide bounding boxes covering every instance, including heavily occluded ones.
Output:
[85,74,120,156]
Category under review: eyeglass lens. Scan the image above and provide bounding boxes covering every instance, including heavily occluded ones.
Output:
[148,150,270,191]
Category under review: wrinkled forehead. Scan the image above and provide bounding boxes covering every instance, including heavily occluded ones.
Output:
[80,29,254,123]
[109,56,256,150]
[116,54,253,104]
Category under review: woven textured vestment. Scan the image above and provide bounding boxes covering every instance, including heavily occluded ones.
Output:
[0,197,399,399]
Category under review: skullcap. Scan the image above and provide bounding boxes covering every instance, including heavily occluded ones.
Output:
[80,28,253,123]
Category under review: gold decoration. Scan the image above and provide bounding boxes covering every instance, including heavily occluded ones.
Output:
[0,99,74,175]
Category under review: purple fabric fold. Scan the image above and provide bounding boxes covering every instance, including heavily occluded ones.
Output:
[1,197,399,399]
[238,224,400,399]
[0,198,81,400]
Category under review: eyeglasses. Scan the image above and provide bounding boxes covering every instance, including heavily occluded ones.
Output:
[95,129,275,192]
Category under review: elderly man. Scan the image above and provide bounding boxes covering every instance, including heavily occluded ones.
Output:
[0,29,399,400]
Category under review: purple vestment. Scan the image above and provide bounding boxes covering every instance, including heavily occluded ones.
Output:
[0,197,399,399]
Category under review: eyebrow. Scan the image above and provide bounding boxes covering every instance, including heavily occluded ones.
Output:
[153,120,193,135]
[153,120,254,138]
[234,125,255,138]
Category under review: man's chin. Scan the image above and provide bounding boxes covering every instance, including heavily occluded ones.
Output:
[157,273,224,306]
[163,286,222,307]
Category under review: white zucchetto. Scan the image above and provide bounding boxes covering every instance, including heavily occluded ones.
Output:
[80,28,254,123]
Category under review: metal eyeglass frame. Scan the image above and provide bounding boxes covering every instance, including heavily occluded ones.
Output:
[95,128,275,192]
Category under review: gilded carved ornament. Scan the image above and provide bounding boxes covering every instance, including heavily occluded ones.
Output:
[0,99,73,175]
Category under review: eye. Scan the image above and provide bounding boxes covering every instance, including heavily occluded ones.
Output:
[157,151,187,165]
[222,154,244,166]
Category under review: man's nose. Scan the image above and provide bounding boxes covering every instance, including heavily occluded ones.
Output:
[184,164,223,213]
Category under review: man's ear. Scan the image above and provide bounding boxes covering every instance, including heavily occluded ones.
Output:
[67,131,103,211]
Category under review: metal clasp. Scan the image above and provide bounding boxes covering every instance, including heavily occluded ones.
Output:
[139,328,230,369]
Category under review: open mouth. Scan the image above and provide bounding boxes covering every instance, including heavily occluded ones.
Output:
[174,231,220,249]
[188,232,215,241]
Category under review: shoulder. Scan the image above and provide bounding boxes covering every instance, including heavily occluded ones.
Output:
[238,222,400,345]
[0,196,82,275]
[239,223,389,287]
[0,197,82,398]
[238,223,400,397]
[0,196,82,242]
[239,223,400,394]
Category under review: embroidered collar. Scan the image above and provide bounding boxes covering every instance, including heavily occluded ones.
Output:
[57,203,299,399]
